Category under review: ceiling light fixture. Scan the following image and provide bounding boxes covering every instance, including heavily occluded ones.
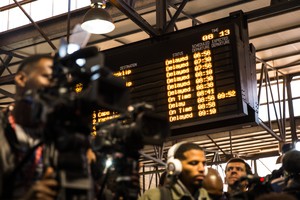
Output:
[81,0,115,34]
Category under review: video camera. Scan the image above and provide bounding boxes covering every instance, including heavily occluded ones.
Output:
[31,43,169,200]
[230,175,274,200]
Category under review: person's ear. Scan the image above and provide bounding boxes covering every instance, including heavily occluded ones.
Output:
[14,72,27,88]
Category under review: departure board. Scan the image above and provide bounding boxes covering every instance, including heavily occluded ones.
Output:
[95,12,258,137]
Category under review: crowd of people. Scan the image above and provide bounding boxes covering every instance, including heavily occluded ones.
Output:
[140,142,300,200]
[1,54,300,200]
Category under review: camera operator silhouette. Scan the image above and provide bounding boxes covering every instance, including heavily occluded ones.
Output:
[282,149,300,199]
[224,157,253,199]
[139,141,211,200]
[0,54,58,200]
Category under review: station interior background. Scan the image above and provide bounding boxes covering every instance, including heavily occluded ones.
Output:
[1,0,300,192]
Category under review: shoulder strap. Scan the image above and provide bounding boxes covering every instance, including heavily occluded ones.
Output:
[2,109,20,154]
[159,186,172,200]
[2,141,43,199]
[1,110,44,199]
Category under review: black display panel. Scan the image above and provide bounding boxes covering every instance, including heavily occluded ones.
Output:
[95,12,258,137]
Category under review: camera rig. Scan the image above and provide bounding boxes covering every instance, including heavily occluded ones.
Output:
[26,45,169,200]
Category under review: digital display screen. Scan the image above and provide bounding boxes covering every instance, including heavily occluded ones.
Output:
[93,13,258,137]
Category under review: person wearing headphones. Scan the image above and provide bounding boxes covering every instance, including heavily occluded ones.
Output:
[139,142,210,200]
[224,158,253,198]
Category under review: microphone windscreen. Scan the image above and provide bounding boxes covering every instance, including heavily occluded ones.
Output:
[60,46,98,66]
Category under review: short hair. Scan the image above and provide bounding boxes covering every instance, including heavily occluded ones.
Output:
[174,142,204,160]
[226,158,253,175]
[17,54,53,73]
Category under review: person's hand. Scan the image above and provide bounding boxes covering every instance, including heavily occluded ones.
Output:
[23,167,58,200]
[87,148,96,164]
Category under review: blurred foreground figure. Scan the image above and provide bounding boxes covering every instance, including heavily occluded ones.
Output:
[282,150,300,199]
[0,55,58,200]
[255,192,296,200]
[139,142,211,200]
[203,168,224,200]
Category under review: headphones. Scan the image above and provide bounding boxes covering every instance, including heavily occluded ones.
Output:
[166,141,208,176]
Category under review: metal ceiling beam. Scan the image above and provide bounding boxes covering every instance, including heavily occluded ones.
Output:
[0,48,26,59]
[0,74,15,85]
[164,0,188,33]
[0,8,86,49]
[259,121,283,141]
[5,0,298,51]
[156,0,167,33]
[246,0,300,22]
[0,55,13,76]
[168,1,202,25]
[167,9,179,31]
[0,0,157,50]
[0,88,14,99]
[190,0,251,19]
[206,135,227,155]
[261,51,300,63]
[256,38,300,52]
[250,24,300,40]
[0,101,14,106]
[276,62,300,71]
[110,0,159,37]
[286,74,298,142]
[0,0,37,11]
[12,0,57,50]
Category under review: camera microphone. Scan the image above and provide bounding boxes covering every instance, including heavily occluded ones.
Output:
[241,175,266,183]
[233,175,264,186]
[60,46,99,66]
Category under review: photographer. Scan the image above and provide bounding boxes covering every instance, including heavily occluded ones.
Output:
[0,54,58,200]
[139,142,210,200]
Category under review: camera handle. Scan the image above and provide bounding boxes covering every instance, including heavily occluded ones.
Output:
[43,143,94,200]
[97,156,113,199]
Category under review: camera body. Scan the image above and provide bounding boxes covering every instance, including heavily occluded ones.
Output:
[28,45,169,200]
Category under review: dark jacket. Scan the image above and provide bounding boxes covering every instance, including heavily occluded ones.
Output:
[139,180,211,200]
[0,108,43,199]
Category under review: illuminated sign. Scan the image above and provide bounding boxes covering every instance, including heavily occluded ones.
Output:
[95,12,258,137]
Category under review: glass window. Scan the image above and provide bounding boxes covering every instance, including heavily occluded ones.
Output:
[0,0,91,32]
[259,82,286,104]
[258,101,289,122]
[53,0,68,15]
[291,79,300,98]
[30,0,53,21]
[293,99,300,117]
[0,0,10,7]
[256,156,280,177]
[8,4,30,29]
[0,11,9,32]
[70,0,78,11]
[75,0,90,9]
